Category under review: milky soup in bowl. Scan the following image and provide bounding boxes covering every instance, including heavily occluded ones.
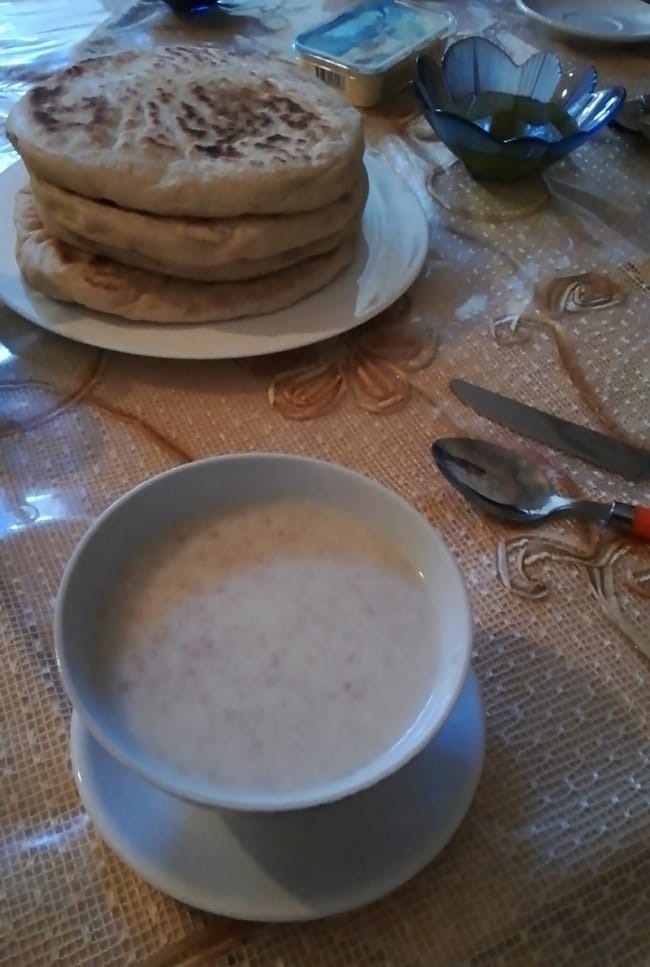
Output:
[55,455,472,811]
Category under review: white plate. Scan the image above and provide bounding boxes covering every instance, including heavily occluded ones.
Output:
[71,669,485,921]
[0,155,428,360]
[516,0,650,42]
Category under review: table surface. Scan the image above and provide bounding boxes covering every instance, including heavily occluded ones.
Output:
[1,1,649,965]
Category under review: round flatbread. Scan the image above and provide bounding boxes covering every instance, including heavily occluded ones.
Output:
[29,166,368,277]
[32,196,352,281]
[7,46,364,217]
[15,187,356,323]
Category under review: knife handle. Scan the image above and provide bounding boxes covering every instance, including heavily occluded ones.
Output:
[631,506,650,541]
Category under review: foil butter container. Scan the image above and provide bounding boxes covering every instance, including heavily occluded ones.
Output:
[294,0,455,108]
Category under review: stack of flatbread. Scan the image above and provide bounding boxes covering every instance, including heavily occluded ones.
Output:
[7,46,366,324]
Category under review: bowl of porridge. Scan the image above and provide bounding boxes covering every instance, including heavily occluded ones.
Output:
[55,454,472,812]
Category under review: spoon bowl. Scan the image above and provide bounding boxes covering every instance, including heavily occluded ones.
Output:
[432,437,649,540]
[432,438,564,524]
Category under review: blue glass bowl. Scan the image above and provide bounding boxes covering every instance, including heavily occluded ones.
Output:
[414,36,625,181]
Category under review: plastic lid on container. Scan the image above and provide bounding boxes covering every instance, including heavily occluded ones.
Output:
[295,0,455,75]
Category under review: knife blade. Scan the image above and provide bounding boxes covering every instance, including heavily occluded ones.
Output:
[450,379,650,482]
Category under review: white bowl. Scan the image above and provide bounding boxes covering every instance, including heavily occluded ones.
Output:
[55,454,472,812]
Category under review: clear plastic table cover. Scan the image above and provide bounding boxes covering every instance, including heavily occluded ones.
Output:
[0,1,648,964]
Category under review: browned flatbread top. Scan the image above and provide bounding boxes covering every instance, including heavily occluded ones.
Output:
[7,46,364,218]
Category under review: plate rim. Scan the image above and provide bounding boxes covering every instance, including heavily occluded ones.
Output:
[515,0,650,41]
[70,669,485,922]
[0,155,429,360]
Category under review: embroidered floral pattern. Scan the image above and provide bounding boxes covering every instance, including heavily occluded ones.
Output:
[497,534,650,661]
[535,271,626,315]
[259,297,437,420]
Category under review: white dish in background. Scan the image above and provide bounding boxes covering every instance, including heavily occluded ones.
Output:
[0,154,428,360]
[55,454,473,813]
[516,0,650,42]
[71,669,485,921]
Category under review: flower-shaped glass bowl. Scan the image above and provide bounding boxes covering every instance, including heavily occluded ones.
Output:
[414,37,625,181]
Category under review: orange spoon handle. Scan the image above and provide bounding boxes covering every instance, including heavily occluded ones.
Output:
[631,505,650,541]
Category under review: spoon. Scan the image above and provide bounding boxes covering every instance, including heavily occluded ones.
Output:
[432,437,650,541]
[613,95,650,140]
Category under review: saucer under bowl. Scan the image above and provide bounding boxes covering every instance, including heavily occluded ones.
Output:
[71,669,485,919]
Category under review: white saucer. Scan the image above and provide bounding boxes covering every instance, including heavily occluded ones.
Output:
[0,155,428,360]
[516,0,650,42]
[71,670,485,921]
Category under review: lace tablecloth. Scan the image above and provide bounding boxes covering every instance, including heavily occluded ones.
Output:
[1,1,649,964]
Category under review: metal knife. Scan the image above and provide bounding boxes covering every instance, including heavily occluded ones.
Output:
[450,379,650,482]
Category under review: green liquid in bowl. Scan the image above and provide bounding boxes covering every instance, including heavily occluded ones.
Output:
[460,92,579,142]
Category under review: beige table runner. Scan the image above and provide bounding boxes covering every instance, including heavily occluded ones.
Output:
[1,1,648,963]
